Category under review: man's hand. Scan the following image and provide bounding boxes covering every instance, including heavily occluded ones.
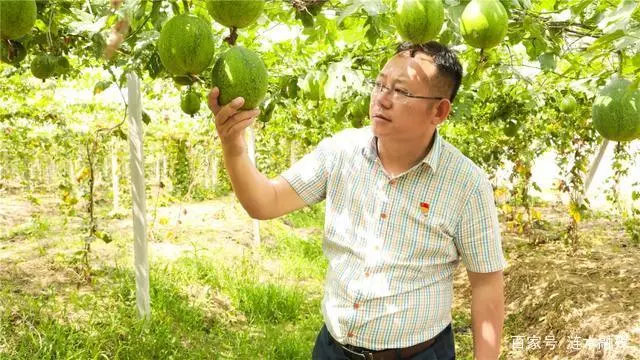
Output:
[208,87,260,156]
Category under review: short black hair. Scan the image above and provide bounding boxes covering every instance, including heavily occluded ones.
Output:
[395,41,463,103]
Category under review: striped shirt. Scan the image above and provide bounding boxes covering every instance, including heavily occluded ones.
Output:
[281,126,507,349]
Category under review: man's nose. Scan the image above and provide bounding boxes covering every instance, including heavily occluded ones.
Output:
[374,89,393,108]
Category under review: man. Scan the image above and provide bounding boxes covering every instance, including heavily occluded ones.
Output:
[208,41,507,360]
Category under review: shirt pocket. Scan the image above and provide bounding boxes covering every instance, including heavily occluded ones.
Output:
[401,202,457,266]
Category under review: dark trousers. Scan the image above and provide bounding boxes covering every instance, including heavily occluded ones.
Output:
[312,323,456,360]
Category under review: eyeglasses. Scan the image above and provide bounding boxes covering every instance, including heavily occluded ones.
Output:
[367,80,445,103]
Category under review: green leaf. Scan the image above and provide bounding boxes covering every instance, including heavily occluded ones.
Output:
[517,0,531,9]
[336,101,349,120]
[532,182,542,192]
[478,82,493,101]
[68,11,108,34]
[598,0,638,34]
[145,51,162,79]
[365,16,379,46]
[134,0,149,20]
[586,30,625,52]
[538,53,556,72]
[614,30,640,51]
[260,99,276,123]
[537,0,556,11]
[96,231,113,244]
[132,31,160,53]
[295,11,315,28]
[93,81,112,95]
[337,2,362,25]
[142,111,151,125]
[114,128,127,141]
[91,33,106,59]
[359,0,386,16]
[570,0,592,15]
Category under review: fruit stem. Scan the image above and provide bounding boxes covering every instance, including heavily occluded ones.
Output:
[224,27,238,46]
[479,48,486,64]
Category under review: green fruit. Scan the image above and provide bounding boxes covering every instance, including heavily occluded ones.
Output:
[503,120,519,137]
[460,0,509,49]
[181,89,201,116]
[157,14,215,76]
[592,79,640,142]
[394,0,444,44]
[0,41,27,65]
[559,94,577,114]
[54,56,70,75]
[0,0,37,40]
[206,0,265,28]
[30,55,57,80]
[211,46,268,110]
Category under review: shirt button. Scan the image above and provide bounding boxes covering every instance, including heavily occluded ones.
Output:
[347,331,355,338]
[389,179,397,185]
[380,213,388,219]
[364,271,370,277]
[354,303,360,309]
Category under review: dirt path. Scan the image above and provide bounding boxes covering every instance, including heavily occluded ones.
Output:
[0,194,255,296]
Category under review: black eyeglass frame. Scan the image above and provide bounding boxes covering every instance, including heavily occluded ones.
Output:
[367,80,445,101]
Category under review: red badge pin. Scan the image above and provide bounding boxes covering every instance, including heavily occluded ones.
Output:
[420,202,430,214]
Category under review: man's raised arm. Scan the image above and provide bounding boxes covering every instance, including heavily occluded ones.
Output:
[208,88,307,220]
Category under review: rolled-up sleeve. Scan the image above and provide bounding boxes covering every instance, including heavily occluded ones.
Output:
[453,178,508,273]
[281,137,334,206]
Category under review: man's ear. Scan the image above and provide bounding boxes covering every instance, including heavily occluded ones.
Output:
[431,99,451,125]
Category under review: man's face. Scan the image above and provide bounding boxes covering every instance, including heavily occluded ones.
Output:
[370,51,451,141]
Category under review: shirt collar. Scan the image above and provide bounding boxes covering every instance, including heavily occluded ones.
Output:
[361,128,442,173]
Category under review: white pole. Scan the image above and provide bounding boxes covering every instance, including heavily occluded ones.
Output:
[580,139,610,205]
[127,72,150,319]
[247,126,260,246]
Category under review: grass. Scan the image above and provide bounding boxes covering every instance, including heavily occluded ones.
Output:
[282,202,325,229]
[2,194,639,359]
[236,282,307,324]
[0,196,327,359]
[0,250,323,359]
[0,213,50,241]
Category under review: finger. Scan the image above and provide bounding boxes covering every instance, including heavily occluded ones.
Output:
[208,87,221,114]
[220,109,260,133]
[215,97,245,126]
[224,118,256,138]
[222,110,260,136]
